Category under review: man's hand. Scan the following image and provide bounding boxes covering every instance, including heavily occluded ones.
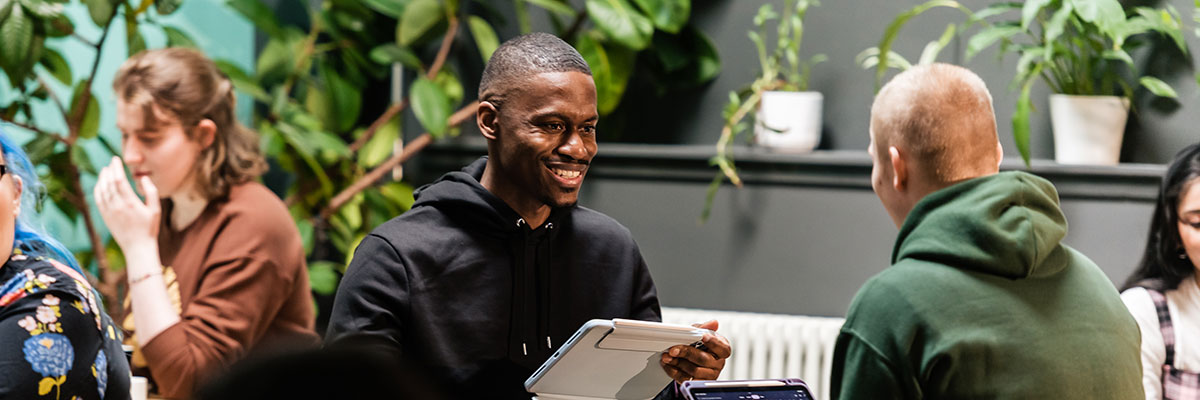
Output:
[660,320,731,383]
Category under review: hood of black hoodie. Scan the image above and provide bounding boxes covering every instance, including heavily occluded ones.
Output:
[412,156,531,236]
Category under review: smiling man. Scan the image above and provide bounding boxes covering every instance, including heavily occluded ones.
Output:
[325,33,729,399]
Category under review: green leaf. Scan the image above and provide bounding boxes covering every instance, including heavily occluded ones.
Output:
[396,0,441,46]
[369,44,422,69]
[525,0,575,18]
[1020,0,1051,31]
[1101,49,1133,68]
[70,144,95,175]
[322,63,362,133]
[632,0,689,34]
[379,181,415,210]
[586,0,654,50]
[467,15,499,63]
[0,0,14,22]
[358,116,400,168]
[20,0,62,18]
[68,81,99,139]
[363,0,407,18]
[214,59,269,102]
[1043,1,1074,43]
[126,17,146,56]
[295,217,314,255]
[432,69,463,106]
[154,0,180,14]
[873,0,968,90]
[1013,72,1039,166]
[918,24,956,65]
[965,25,1021,60]
[972,2,1021,21]
[600,42,634,114]
[226,0,283,38]
[163,26,195,47]
[409,76,451,137]
[1139,76,1178,99]
[514,0,531,33]
[308,261,341,295]
[255,29,305,84]
[38,48,71,85]
[87,0,114,27]
[1068,0,1123,36]
[0,4,34,85]
[574,33,612,110]
[1130,7,1186,53]
[42,13,73,37]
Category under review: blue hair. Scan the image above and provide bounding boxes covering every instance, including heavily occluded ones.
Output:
[0,129,84,274]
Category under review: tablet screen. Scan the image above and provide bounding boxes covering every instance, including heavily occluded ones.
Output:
[688,386,812,400]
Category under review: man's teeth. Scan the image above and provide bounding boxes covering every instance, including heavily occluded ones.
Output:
[552,169,581,179]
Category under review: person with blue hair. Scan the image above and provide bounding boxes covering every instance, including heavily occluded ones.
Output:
[0,129,132,399]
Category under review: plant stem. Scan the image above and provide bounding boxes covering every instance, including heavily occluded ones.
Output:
[563,9,589,40]
[348,99,409,152]
[426,17,459,80]
[0,117,65,143]
[63,4,123,313]
[320,101,478,218]
[68,4,120,145]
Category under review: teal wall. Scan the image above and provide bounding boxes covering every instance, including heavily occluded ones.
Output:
[0,0,254,254]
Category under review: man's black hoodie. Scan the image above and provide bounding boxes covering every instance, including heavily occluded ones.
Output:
[326,157,663,398]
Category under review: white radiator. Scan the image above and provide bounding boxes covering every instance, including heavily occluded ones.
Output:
[660,307,845,400]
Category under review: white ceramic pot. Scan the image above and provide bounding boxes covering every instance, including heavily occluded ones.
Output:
[755,91,823,152]
[1049,94,1130,165]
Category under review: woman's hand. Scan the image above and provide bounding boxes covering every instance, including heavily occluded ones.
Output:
[94,156,160,252]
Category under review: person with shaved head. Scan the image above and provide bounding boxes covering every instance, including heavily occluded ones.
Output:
[325,33,729,399]
[830,63,1143,399]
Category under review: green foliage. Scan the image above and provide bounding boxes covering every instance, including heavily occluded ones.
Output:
[705,0,823,222]
[0,0,195,310]
[212,0,717,304]
[859,0,1189,165]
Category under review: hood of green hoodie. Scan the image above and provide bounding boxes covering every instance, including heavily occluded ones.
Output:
[892,171,1067,280]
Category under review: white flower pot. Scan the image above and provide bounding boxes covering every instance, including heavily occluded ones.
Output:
[1049,94,1130,165]
[755,91,823,153]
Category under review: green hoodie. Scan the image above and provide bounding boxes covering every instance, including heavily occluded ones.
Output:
[830,171,1142,399]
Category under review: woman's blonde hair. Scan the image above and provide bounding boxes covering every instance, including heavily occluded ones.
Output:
[112,47,267,200]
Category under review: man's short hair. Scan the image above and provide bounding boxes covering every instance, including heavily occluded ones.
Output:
[478,32,591,104]
[871,63,999,183]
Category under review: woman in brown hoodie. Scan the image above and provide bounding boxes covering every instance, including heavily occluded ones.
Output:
[94,48,318,398]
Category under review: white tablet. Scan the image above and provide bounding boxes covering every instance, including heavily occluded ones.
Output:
[525,318,709,400]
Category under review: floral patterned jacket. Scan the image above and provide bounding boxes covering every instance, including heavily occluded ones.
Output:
[0,254,131,400]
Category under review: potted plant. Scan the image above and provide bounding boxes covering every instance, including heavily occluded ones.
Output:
[859,0,1187,165]
[706,0,825,221]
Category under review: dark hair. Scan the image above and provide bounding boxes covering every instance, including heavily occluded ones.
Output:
[0,130,83,273]
[1123,142,1200,291]
[478,32,591,104]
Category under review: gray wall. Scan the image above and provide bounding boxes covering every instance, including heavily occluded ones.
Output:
[405,0,1187,317]
[418,145,1164,317]
[430,0,1198,163]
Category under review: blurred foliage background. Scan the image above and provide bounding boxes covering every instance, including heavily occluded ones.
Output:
[0,0,722,325]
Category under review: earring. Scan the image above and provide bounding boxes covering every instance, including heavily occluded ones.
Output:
[1180,250,1189,260]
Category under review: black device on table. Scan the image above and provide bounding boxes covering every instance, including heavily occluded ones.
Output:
[681,378,813,400]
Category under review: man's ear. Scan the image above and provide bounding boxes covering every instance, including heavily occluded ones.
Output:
[195,119,217,148]
[477,101,500,141]
[995,141,1004,169]
[889,145,906,192]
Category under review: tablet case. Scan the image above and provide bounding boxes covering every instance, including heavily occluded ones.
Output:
[525,319,707,400]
